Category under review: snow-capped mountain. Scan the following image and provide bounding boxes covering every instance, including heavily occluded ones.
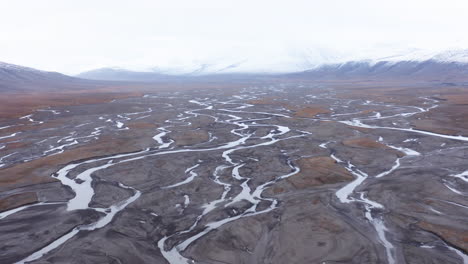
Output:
[0,61,77,83]
[359,48,468,65]
[287,60,468,82]
[3,47,468,89]
[0,61,100,92]
[77,48,468,81]
[0,61,45,72]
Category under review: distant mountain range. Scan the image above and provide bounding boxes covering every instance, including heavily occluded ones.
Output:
[0,61,109,92]
[77,60,468,83]
[2,48,468,92]
[0,61,263,92]
[76,68,180,82]
[287,60,468,83]
[76,48,468,81]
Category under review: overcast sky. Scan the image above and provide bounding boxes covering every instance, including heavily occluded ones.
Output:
[1,0,468,74]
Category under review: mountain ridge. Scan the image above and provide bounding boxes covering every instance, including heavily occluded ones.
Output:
[2,52,468,91]
[76,48,468,79]
[0,61,108,92]
[76,59,468,83]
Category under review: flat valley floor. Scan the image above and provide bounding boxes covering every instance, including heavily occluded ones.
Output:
[0,82,467,264]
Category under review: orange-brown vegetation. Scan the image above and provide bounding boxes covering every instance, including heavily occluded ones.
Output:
[360,109,376,114]
[247,98,333,120]
[172,130,210,146]
[0,90,144,121]
[247,97,282,105]
[291,106,331,118]
[287,156,354,189]
[348,125,372,133]
[315,215,343,233]
[412,119,459,135]
[0,192,38,212]
[329,83,468,136]
[0,135,144,191]
[2,141,29,150]
[271,186,285,194]
[0,81,249,121]
[418,221,468,252]
[342,137,405,157]
[127,122,158,129]
[439,89,468,105]
[0,118,75,137]
[343,138,389,149]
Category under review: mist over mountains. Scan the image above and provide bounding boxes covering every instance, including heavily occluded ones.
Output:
[2,48,468,91]
[0,61,106,92]
[76,48,468,82]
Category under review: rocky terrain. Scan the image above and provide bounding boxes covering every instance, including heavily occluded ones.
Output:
[0,82,467,264]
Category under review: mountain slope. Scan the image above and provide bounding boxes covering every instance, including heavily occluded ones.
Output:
[76,67,268,82]
[77,68,180,82]
[0,61,103,92]
[76,48,468,80]
[288,60,468,82]
[77,60,468,83]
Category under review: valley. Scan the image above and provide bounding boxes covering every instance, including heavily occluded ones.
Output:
[0,81,467,264]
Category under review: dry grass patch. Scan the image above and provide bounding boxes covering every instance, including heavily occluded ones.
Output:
[343,138,389,149]
[172,130,210,146]
[291,106,331,118]
[343,137,405,157]
[0,90,144,121]
[418,221,468,252]
[0,192,38,212]
[287,156,354,189]
[127,122,158,129]
[247,97,282,105]
[0,135,143,191]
